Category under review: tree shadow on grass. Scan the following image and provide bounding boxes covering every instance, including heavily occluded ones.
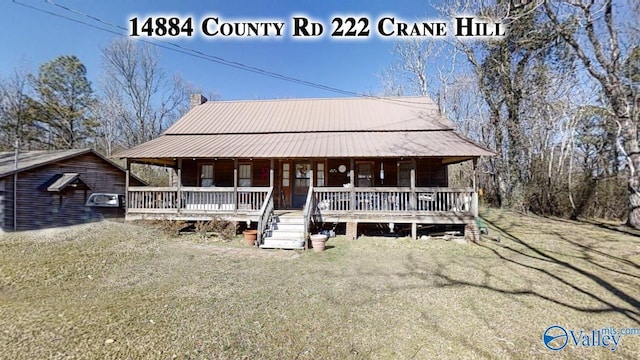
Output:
[577,218,640,237]
[461,216,640,324]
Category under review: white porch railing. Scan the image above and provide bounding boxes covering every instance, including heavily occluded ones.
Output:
[313,187,477,216]
[302,185,317,250]
[127,186,271,213]
[127,186,478,218]
[257,187,274,246]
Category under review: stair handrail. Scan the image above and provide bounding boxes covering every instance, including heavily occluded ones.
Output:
[302,185,316,249]
[257,187,274,246]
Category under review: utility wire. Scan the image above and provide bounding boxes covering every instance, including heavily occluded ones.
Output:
[14,0,433,108]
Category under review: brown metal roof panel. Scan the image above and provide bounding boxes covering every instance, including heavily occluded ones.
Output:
[162,96,452,135]
[115,130,495,159]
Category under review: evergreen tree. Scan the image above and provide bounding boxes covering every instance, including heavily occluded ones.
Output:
[30,55,96,149]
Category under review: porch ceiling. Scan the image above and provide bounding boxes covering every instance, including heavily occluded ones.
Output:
[116,130,494,160]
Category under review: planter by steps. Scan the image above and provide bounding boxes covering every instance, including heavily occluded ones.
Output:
[310,234,328,252]
[243,229,258,246]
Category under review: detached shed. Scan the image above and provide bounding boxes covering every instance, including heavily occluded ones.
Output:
[0,149,145,232]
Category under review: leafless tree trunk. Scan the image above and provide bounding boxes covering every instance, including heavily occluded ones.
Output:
[100,38,191,148]
[544,0,640,228]
[0,68,38,151]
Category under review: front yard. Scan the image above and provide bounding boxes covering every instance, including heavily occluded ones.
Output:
[0,208,638,359]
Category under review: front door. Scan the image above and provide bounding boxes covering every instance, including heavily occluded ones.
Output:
[278,161,292,209]
[292,161,311,208]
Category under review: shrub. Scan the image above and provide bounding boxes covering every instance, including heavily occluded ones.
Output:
[194,218,237,241]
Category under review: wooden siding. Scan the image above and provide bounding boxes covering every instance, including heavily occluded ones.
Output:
[181,159,198,186]
[1,152,141,232]
[177,157,450,190]
[214,160,234,187]
[1,176,14,232]
[0,178,7,231]
[416,158,448,187]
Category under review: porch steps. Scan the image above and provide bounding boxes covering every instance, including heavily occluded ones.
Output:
[260,212,306,250]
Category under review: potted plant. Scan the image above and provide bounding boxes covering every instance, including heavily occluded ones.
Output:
[310,233,328,252]
[243,229,258,246]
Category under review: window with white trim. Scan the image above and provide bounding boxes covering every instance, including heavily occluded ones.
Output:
[200,164,214,187]
[238,164,252,187]
[316,162,325,187]
[282,163,290,187]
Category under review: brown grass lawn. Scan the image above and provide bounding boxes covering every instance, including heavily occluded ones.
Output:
[0,208,639,359]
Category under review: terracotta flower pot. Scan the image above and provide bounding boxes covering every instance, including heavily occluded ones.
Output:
[310,234,328,252]
[243,230,258,246]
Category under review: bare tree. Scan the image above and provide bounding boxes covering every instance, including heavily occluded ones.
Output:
[93,89,125,156]
[543,0,640,228]
[379,39,458,107]
[100,38,190,148]
[0,68,41,151]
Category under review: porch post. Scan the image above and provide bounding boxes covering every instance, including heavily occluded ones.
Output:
[233,158,238,213]
[125,159,130,217]
[349,158,355,214]
[472,158,478,217]
[269,159,274,188]
[410,158,416,211]
[472,158,477,191]
[177,158,182,212]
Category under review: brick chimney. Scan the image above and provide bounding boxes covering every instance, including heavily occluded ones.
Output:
[190,94,208,109]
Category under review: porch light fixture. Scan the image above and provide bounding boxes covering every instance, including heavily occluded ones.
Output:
[380,163,385,180]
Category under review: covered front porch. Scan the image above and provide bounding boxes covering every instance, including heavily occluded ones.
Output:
[124,156,480,243]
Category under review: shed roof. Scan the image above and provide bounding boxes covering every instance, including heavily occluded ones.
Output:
[45,173,90,192]
[0,149,89,177]
[116,96,493,160]
[0,149,146,184]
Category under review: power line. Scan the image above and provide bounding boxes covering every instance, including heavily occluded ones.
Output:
[13,0,432,108]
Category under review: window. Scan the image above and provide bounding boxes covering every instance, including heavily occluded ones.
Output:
[398,162,411,187]
[316,162,325,187]
[294,162,311,195]
[200,164,214,187]
[282,163,290,187]
[239,164,252,187]
[356,162,373,187]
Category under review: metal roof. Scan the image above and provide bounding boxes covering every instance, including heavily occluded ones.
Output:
[116,131,494,158]
[0,149,89,177]
[116,96,494,159]
[164,96,452,134]
[0,149,146,184]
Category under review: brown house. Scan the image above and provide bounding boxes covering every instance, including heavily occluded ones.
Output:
[116,95,493,248]
[0,149,144,232]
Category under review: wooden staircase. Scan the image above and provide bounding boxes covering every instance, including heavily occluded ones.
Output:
[260,211,306,249]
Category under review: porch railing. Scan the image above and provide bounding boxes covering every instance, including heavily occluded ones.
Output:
[313,187,477,216]
[256,187,274,246]
[127,186,478,218]
[127,186,271,213]
[302,185,317,250]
